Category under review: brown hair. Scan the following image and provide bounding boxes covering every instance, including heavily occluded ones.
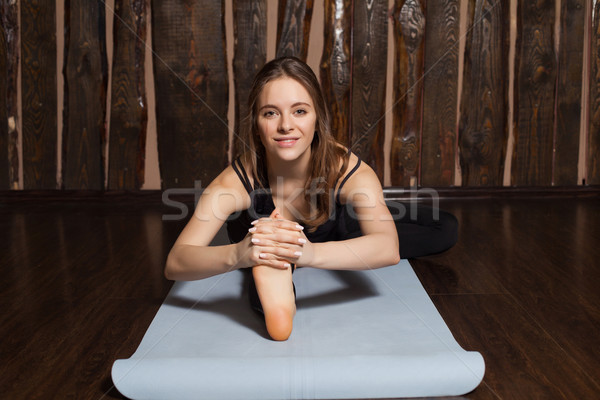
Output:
[240,56,348,229]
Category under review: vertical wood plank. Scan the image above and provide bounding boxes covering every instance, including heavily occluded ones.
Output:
[276,0,314,60]
[319,0,352,146]
[0,12,6,189]
[421,0,461,187]
[108,0,148,190]
[152,0,228,189]
[512,1,557,186]
[0,12,7,190]
[459,0,510,187]
[232,0,266,158]
[390,0,426,187]
[351,0,388,180]
[554,0,586,186]
[21,0,57,189]
[0,0,19,189]
[589,1,600,185]
[63,0,108,190]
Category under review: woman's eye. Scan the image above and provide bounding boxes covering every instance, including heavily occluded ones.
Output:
[294,109,307,115]
[263,110,277,117]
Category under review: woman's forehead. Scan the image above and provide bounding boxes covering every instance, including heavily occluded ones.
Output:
[259,78,314,107]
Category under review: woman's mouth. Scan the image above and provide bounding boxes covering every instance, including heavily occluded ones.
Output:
[274,138,299,147]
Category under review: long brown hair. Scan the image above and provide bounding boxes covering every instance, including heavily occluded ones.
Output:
[240,57,348,229]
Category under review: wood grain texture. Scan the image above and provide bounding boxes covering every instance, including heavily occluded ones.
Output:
[391,0,426,187]
[512,1,557,186]
[319,0,352,146]
[0,0,19,189]
[63,1,108,190]
[589,1,600,185]
[2,194,600,398]
[459,0,510,187]
[421,0,461,187]
[554,0,585,186]
[232,0,266,158]
[0,10,8,189]
[20,0,57,189]
[412,197,600,398]
[151,0,228,188]
[351,0,388,181]
[108,0,148,190]
[0,195,177,399]
[276,0,314,60]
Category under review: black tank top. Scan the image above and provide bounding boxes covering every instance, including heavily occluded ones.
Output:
[226,156,362,244]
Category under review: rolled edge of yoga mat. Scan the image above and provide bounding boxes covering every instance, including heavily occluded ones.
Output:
[112,351,484,400]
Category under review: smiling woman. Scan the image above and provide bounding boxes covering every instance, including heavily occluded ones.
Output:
[256,78,316,164]
[164,57,456,341]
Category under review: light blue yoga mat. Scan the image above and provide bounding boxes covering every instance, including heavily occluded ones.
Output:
[112,260,484,399]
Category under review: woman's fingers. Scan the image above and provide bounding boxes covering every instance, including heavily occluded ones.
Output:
[251,217,304,233]
[245,211,308,268]
[252,243,302,262]
[247,247,294,269]
[248,215,306,251]
[250,231,306,246]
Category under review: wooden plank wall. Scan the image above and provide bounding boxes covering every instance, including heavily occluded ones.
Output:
[590,0,600,185]
[108,0,148,190]
[512,1,557,186]
[391,0,426,187]
[20,1,57,189]
[151,0,228,188]
[422,0,460,187]
[351,0,388,180]
[555,0,585,186]
[0,1,598,190]
[0,3,10,190]
[459,0,510,187]
[0,0,19,190]
[320,0,352,147]
[231,0,266,158]
[62,1,107,190]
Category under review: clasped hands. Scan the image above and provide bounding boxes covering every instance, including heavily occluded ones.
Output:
[239,209,311,270]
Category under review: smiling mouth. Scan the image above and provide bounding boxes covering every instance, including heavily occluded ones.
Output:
[274,138,299,142]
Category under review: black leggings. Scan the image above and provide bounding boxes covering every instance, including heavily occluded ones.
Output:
[337,200,458,259]
[387,201,458,259]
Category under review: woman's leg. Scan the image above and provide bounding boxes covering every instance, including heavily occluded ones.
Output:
[340,200,458,259]
[386,201,458,259]
[251,265,296,341]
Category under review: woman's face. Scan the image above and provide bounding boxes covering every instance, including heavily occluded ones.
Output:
[256,77,316,164]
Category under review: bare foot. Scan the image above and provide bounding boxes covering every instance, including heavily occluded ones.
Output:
[252,265,296,341]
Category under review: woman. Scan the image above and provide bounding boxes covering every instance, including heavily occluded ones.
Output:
[165,57,456,341]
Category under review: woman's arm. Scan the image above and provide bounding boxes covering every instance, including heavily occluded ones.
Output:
[165,166,305,281]
[298,161,401,271]
[164,167,248,280]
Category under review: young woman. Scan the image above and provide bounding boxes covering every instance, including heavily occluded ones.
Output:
[165,57,456,341]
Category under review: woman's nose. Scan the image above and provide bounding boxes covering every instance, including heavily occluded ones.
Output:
[278,114,292,132]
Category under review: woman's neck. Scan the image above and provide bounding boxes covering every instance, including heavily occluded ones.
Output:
[265,152,311,184]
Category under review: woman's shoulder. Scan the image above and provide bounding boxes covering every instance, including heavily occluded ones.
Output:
[335,150,381,202]
[203,164,252,207]
[336,148,373,181]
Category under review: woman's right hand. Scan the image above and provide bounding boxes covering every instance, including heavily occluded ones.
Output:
[235,209,306,270]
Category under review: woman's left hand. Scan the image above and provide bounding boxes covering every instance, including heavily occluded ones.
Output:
[248,211,312,267]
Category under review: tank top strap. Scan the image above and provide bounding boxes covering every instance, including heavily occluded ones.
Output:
[335,156,362,204]
[231,157,253,195]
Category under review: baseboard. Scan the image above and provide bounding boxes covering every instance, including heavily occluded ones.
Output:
[383,185,600,200]
[2,185,599,205]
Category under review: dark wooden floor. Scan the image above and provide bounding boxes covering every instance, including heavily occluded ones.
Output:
[1,191,599,399]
